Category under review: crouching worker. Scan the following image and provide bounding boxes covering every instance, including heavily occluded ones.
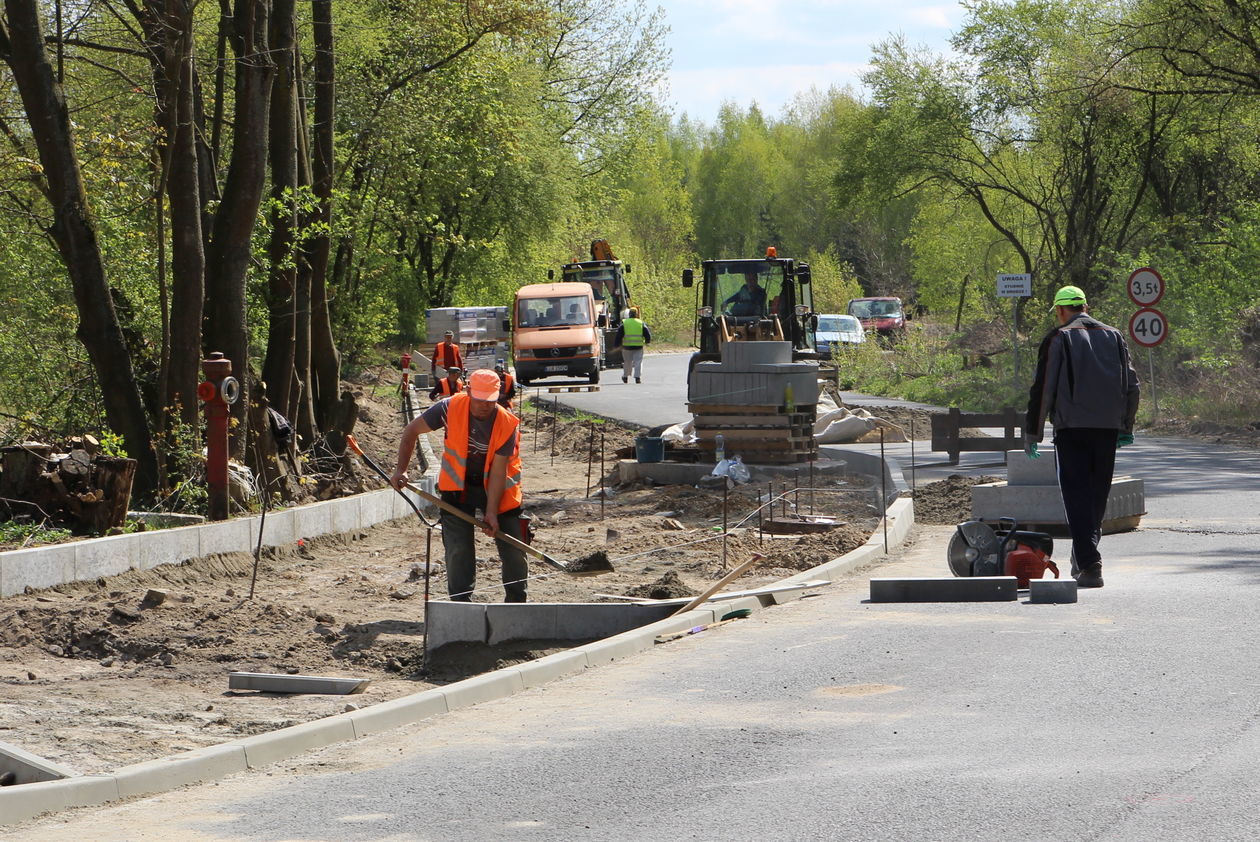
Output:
[391,369,528,602]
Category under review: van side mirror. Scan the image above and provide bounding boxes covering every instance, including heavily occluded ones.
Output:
[597,314,608,328]
[625,264,631,274]
[547,269,554,280]
[797,264,811,285]
[682,268,693,288]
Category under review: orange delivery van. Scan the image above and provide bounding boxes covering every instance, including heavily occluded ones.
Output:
[511,282,603,386]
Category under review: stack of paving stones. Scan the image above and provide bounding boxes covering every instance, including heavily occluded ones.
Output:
[688,341,820,464]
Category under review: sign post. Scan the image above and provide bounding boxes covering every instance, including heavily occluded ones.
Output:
[1128,267,1167,423]
[997,273,1032,400]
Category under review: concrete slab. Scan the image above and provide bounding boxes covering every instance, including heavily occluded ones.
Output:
[440,669,525,710]
[230,716,357,768]
[869,576,1019,603]
[255,508,297,548]
[1,544,75,597]
[971,477,1145,532]
[359,489,396,526]
[74,534,135,581]
[552,603,676,641]
[1007,448,1058,485]
[1029,579,1078,604]
[349,691,449,738]
[0,740,80,784]
[328,495,362,535]
[0,775,117,825]
[721,341,791,367]
[131,523,201,571]
[517,649,589,689]
[112,744,248,798]
[227,672,371,694]
[486,603,557,645]
[426,601,488,651]
[198,517,252,557]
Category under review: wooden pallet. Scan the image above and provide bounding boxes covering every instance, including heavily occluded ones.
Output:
[688,402,816,416]
[546,385,600,393]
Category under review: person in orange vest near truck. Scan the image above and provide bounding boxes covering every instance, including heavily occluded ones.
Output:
[494,359,517,411]
[429,367,464,401]
[615,306,651,383]
[431,330,463,379]
[391,370,528,602]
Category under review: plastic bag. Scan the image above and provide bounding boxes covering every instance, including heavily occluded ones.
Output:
[711,455,750,484]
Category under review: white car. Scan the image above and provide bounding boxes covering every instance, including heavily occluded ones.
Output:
[816,313,865,355]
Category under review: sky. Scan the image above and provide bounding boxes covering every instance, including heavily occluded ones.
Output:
[660,0,965,123]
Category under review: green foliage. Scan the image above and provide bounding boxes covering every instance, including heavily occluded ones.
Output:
[0,520,73,548]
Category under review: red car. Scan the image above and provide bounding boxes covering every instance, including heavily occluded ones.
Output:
[847,296,907,338]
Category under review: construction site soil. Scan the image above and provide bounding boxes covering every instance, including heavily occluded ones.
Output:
[0,375,889,774]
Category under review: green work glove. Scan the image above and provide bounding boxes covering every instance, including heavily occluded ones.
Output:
[1117,432,1134,448]
[1023,435,1040,460]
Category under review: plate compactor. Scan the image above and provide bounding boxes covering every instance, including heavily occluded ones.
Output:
[947,517,1059,588]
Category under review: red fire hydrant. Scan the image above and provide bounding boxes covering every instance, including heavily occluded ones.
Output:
[197,352,240,521]
[399,350,412,392]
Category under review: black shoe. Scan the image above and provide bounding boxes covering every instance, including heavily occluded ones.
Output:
[635,377,642,384]
[622,376,628,383]
[1075,563,1104,589]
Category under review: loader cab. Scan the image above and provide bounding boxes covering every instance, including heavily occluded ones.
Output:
[683,250,816,357]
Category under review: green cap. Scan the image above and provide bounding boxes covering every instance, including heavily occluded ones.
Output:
[1052,285,1087,307]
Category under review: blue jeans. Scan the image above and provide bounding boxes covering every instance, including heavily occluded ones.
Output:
[440,490,528,602]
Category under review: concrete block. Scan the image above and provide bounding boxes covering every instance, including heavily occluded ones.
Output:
[113,744,247,798]
[131,523,201,571]
[294,499,334,540]
[230,716,356,768]
[869,576,1018,603]
[1029,579,1078,604]
[359,489,395,526]
[0,775,117,826]
[440,669,525,710]
[517,649,589,688]
[198,517,252,557]
[349,690,449,737]
[0,740,79,784]
[425,601,488,651]
[0,544,75,597]
[581,626,659,666]
[747,362,818,374]
[552,603,676,641]
[721,341,791,367]
[1007,448,1058,485]
[486,603,557,645]
[255,507,297,548]
[328,495,361,535]
[227,672,371,694]
[74,534,135,581]
[971,477,1145,532]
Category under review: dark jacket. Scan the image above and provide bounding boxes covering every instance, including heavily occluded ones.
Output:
[1026,312,1140,441]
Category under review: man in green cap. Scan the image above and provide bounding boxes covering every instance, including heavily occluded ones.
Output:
[1024,285,1140,589]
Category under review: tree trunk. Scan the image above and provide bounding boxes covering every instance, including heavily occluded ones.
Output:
[292,53,318,446]
[309,0,342,431]
[204,0,275,457]
[0,0,160,500]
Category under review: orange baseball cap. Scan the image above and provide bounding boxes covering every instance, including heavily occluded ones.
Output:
[468,369,500,402]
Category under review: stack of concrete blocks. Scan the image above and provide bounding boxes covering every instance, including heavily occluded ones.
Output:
[971,447,1146,534]
[688,341,820,464]
[425,306,510,344]
[688,342,819,408]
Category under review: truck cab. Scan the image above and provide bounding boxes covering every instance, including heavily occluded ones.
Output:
[510,282,601,386]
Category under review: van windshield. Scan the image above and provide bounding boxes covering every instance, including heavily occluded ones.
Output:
[519,295,591,327]
[850,299,900,318]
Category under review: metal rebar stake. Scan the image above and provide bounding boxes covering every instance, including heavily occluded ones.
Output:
[585,422,595,498]
[759,483,764,546]
[722,481,729,570]
[600,428,606,521]
[422,528,432,672]
[533,392,540,452]
[551,396,558,466]
[910,415,916,496]
[880,427,888,553]
[809,457,814,514]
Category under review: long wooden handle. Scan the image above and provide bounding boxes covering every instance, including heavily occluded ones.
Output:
[672,553,764,616]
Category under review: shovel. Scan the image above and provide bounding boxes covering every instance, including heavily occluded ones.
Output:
[346,435,614,577]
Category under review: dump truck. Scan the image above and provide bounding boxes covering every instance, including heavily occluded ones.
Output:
[681,247,817,362]
[549,239,632,369]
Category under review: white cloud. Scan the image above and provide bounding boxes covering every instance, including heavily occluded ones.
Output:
[904,5,958,28]
[666,61,869,120]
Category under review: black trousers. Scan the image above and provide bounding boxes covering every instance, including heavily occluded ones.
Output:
[1052,427,1117,570]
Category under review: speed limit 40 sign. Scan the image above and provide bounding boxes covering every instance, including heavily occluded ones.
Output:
[1130,307,1168,347]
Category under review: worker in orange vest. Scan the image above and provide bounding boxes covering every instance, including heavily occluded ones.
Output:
[494,359,517,411]
[429,367,463,401]
[431,330,463,379]
[391,370,528,602]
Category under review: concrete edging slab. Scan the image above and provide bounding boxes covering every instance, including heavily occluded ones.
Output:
[1,465,916,827]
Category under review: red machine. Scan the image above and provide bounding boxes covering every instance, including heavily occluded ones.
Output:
[197,352,240,521]
[948,517,1059,588]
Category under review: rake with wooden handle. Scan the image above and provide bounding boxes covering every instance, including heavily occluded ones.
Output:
[346,435,614,577]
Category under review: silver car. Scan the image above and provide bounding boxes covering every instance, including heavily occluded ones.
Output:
[815,313,866,355]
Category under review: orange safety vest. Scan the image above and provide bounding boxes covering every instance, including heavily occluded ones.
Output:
[433,341,462,369]
[438,393,523,512]
[434,378,463,397]
[498,371,515,408]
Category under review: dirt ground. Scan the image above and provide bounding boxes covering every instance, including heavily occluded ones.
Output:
[910,475,1003,524]
[0,376,884,774]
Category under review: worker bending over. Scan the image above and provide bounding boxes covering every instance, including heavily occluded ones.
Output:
[494,359,517,410]
[392,370,529,603]
[430,367,463,401]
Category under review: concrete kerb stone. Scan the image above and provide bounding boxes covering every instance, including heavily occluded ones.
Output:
[132,524,200,571]
[198,517,252,558]
[112,744,248,799]
[0,444,918,827]
[0,544,75,598]
[74,533,136,581]
[294,500,335,540]
[226,715,357,769]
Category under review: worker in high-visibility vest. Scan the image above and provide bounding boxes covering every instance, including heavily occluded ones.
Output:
[391,370,527,602]
[429,367,464,401]
[494,359,517,411]
[615,307,651,384]
[431,330,463,379]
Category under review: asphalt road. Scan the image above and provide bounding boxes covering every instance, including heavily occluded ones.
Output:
[18,366,1260,841]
